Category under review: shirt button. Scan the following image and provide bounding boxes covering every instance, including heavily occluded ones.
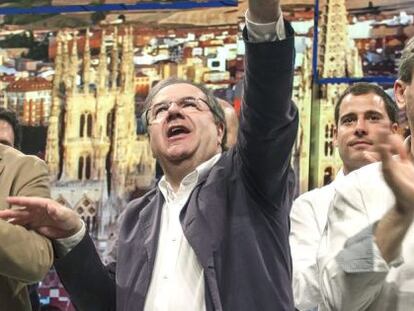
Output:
[163,275,168,280]
[172,237,177,242]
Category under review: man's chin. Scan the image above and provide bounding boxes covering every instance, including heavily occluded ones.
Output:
[166,149,192,163]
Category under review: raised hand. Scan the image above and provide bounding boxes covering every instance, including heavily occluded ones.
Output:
[376,129,414,216]
[248,0,282,23]
[0,197,82,239]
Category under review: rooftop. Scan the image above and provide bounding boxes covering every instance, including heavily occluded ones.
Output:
[6,76,52,92]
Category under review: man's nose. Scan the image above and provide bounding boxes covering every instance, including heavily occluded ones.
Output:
[354,118,368,137]
[166,102,184,120]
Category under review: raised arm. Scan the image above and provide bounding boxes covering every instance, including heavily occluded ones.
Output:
[239,0,298,206]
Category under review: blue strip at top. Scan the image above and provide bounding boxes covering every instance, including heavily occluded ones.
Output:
[317,76,396,85]
[0,1,238,15]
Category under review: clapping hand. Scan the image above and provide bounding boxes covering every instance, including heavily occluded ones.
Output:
[376,129,414,217]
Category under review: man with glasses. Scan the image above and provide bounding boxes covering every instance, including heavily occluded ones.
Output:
[0,0,298,310]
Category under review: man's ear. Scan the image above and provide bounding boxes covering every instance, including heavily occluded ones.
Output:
[333,125,338,147]
[217,122,225,146]
[394,80,407,110]
[391,122,399,134]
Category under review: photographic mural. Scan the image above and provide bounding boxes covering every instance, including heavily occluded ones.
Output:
[0,0,412,309]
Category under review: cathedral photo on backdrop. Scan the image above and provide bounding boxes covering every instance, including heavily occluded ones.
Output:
[0,0,412,309]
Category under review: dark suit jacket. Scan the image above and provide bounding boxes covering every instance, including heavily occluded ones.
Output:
[55,22,298,311]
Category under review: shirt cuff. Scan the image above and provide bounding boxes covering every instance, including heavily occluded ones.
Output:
[336,223,403,273]
[54,221,86,258]
[245,9,286,42]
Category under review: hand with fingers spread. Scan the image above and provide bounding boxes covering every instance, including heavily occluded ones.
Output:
[374,129,414,263]
[376,130,414,216]
[0,197,83,239]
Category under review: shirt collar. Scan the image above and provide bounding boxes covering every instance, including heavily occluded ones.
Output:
[158,153,222,199]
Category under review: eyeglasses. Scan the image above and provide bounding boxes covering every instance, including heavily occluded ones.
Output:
[146,96,211,124]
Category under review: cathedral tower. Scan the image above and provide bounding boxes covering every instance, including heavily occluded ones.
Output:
[309,0,362,188]
[45,27,155,238]
[294,0,363,192]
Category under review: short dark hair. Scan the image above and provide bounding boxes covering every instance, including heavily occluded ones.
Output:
[399,36,414,83]
[142,77,227,149]
[334,83,398,125]
[0,107,21,148]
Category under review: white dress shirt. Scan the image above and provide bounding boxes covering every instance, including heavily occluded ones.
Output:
[290,170,344,310]
[144,153,221,311]
[317,162,414,311]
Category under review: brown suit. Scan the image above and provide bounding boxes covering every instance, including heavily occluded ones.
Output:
[0,144,53,311]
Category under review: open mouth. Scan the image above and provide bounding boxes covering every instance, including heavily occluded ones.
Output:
[167,125,190,138]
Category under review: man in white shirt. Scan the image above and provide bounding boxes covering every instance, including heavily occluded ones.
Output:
[0,1,299,310]
[290,83,399,310]
[315,36,414,310]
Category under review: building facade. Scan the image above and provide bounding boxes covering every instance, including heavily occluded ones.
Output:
[46,28,155,240]
[295,0,363,192]
[5,76,52,126]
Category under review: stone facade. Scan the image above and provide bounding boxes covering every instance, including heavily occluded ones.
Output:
[295,0,363,193]
[45,27,155,239]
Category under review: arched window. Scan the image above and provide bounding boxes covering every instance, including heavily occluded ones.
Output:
[323,167,333,186]
[78,157,84,180]
[85,155,91,180]
[106,111,113,137]
[87,113,93,137]
[80,114,85,137]
[75,197,97,233]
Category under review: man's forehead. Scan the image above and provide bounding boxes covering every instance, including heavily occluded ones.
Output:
[340,93,387,114]
[152,83,205,102]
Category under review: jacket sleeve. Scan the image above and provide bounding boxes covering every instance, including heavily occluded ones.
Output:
[237,20,298,209]
[317,171,394,311]
[54,233,116,311]
[0,155,53,283]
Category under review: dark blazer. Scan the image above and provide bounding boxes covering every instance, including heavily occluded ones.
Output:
[55,22,298,311]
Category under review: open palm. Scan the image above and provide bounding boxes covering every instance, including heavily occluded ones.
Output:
[0,196,82,239]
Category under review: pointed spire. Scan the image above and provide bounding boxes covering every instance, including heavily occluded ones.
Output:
[53,32,63,94]
[97,29,107,92]
[70,32,79,93]
[83,28,91,93]
[320,0,349,78]
[110,27,119,89]
[120,26,133,92]
[62,32,70,88]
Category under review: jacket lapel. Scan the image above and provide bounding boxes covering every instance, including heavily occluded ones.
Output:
[181,156,227,268]
[140,189,164,276]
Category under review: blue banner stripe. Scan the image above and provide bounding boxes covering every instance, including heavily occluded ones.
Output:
[0,1,237,15]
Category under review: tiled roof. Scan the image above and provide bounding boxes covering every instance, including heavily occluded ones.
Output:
[6,77,52,92]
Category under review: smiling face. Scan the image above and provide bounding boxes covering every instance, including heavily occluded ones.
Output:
[147,83,224,174]
[334,92,398,174]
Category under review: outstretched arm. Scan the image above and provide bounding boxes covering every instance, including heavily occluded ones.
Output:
[0,197,116,311]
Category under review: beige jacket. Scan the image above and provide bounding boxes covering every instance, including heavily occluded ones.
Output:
[0,144,53,311]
